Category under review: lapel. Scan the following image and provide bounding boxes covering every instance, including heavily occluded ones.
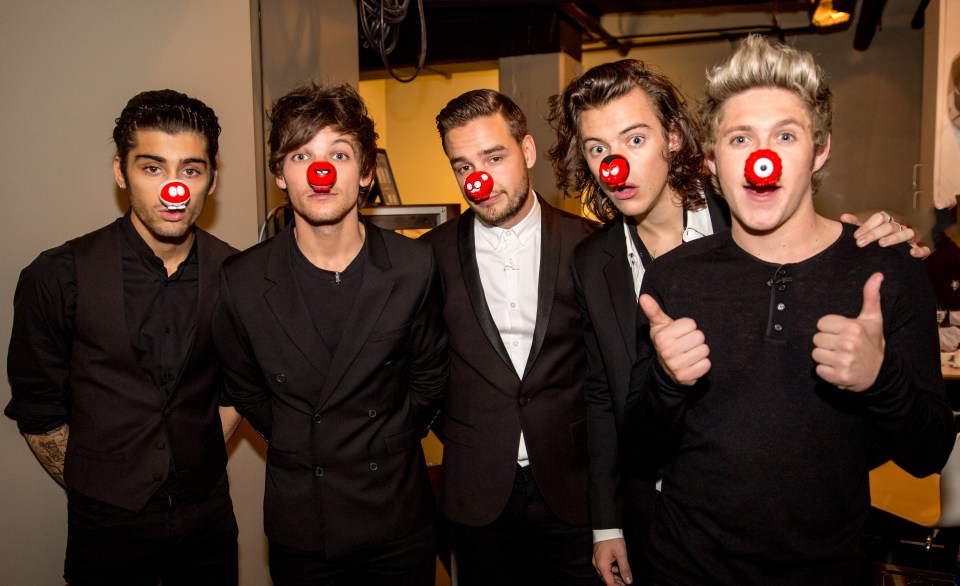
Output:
[521,197,559,378]
[317,223,395,406]
[263,224,335,379]
[602,220,639,363]
[457,209,515,374]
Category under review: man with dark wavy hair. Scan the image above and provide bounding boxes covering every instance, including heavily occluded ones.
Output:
[6,89,239,585]
[213,81,447,585]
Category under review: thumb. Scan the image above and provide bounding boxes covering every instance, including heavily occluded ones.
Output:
[858,272,884,321]
[639,294,673,327]
[839,213,860,226]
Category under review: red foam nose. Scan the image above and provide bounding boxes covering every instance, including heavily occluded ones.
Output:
[463,171,494,203]
[744,149,782,186]
[599,154,629,189]
[159,180,190,208]
[307,161,337,192]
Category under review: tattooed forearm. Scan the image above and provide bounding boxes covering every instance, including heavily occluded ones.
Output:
[24,424,69,488]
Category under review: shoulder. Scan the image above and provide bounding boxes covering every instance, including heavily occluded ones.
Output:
[370,224,435,271]
[221,231,276,275]
[574,221,619,264]
[421,214,461,246]
[196,228,240,259]
[544,201,597,239]
[18,242,76,293]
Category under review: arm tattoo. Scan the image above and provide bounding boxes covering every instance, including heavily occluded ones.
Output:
[24,424,69,488]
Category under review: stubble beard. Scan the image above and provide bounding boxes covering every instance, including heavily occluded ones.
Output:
[473,173,531,227]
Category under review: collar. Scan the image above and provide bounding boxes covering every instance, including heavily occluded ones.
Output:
[475,194,541,250]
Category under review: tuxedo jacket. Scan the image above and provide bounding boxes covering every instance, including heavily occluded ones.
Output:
[213,221,448,557]
[422,199,595,527]
[573,196,730,533]
[68,222,235,511]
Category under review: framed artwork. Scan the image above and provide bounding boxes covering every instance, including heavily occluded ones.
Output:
[371,148,402,205]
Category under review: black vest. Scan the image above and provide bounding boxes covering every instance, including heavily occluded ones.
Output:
[64,221,235,511]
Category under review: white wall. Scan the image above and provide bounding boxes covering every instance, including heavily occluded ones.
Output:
[0,2,262,584]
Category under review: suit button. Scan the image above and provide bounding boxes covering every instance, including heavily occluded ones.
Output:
[368,410,377,418]
[163,408,173,417]
[153,473,163,482]
[519,397,530,406]
[276,373,286,383]
[314,467,324,477]
[313,413,323,423]
[156,440,166,450]
[369,462,379,471]
[383,360,394,368]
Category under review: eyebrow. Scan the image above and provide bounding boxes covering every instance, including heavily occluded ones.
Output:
[449,144,508,166]
[134,153,208,167]
[582,122,653,144]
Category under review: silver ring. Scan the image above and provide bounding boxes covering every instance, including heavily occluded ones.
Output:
[881,211,892,223]
[895,222,903,232]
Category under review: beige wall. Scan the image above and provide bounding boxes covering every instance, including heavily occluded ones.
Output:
[0,1,263,585]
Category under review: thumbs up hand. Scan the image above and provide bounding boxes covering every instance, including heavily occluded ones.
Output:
[812,272,886,392]
[639,294,711,386]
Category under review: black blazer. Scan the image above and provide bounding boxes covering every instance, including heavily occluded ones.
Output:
[422,198,595,527]
[213,221,448,557]
[573,196,730,533]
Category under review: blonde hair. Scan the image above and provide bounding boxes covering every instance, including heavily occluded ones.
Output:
[699,35,833,192]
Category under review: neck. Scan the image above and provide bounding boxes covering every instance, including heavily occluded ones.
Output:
[732,209,840,264]
[293,213,365,272]
[631,191,685,258]
[133,222,195,277]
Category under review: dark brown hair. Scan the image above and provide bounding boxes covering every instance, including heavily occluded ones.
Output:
[436,89,528,151]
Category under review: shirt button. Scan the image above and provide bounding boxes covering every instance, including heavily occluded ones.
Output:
[156,440,166,450]
[369,462,379,471]
[512,340,519,347]
[313,413,322,424]
[164,327,172,334]
[510,302,517,308]
[777,303,785,311]
[368,410,377,418]
[315,467,324,477]
[276,373,286,383]
[778,285,786,291]
[774,324,783,332]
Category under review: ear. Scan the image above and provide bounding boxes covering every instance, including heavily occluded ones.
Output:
[812,132,831,173]
[522,134,537,169]
[706,154,718,176]
[275,174,287,191]
[206,169,219,195]
[113,156,126,189]
[360,171,373,189]
[668,128,681,154]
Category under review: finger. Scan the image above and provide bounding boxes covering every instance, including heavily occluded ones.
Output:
[858,272,884,322]
[617,557,633,585]
[910,243,932,259]
[639,294,673,327]
[840,213,861,226]
[878,223,915,248]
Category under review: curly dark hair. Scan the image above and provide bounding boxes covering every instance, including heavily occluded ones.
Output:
[546,60,705,225]
[268,81,378,203]
[113,89,220,183]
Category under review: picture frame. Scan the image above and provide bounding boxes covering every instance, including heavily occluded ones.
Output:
[370,148,402,205]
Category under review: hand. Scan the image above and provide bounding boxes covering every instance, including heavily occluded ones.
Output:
[593,538,633,585]
[812,272,886,392]
[639,294,711,386]
[842,212,931,259]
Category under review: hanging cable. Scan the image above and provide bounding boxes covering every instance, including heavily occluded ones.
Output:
[359,0,427,83]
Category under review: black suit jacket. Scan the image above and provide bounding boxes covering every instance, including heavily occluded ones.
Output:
[422,199,595,527]
[213,221,448,557]
[573,196,730,535]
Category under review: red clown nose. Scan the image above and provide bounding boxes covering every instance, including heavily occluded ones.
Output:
[307,161,337,193]
[599,154,629,190]
[744,149,782,187]
[463,171,494,203]
[158,180,190,210]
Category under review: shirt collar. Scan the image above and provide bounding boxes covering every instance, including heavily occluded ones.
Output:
[475,194,541,250]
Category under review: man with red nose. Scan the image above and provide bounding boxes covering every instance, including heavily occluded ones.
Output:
[622,35,955,584]
[213,81,448,585]
[421,89,598,585]
[5,90,240,584]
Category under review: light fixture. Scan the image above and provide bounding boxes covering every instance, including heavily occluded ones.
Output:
[811,0,855,28]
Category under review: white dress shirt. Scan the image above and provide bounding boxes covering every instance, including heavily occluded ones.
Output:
[474,196,541,467]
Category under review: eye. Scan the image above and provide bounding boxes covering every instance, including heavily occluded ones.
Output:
[182,168,202,178]
[588,145,606,156]
[732,136,747,145]
[332,152,348,161]
[778,132,795,142]
[456,165,472,176]
[143,165,162,175]
[489,156,503,165]
[628,136,644,146]
[292,153,308,161]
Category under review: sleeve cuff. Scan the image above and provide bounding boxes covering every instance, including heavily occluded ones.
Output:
[593,528,624,543]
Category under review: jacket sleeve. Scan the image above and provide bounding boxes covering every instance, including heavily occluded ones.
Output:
[405,249,449,435]
[212,265,273,442]
[574,256,623,531]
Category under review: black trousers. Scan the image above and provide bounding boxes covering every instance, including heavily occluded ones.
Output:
[452,465,600,586]
[268,522,436,586]
[64,473,238,586]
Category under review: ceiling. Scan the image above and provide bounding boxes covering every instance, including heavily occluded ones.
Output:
[358,0,922,80]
